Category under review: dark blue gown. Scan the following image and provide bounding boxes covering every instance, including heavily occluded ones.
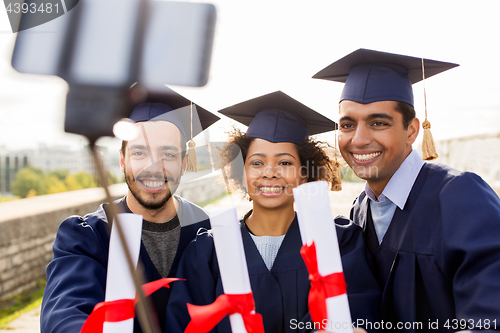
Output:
[166,215,381,333]
[351,163,500,332]
[40,198,210,333]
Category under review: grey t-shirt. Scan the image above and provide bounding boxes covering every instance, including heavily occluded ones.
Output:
[123,200,181,278]
[141,217,181,278]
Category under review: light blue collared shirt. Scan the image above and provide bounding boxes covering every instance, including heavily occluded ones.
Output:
[364,150,425,243]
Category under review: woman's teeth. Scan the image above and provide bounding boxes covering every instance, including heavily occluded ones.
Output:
[259,186,282,193]
[353,152,381,161]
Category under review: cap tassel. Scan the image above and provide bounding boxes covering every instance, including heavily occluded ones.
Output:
[422,120,438,160]
[186,102,199,172]
[186,140,199,172]
[331,128,342,191]
[421,58,438,161]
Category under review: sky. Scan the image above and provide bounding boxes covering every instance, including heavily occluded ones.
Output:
[1,0,500,153]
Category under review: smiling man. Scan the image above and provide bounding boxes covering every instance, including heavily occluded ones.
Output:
[40,91,219,333]
[338,100,417,198]
[314,49,500,331]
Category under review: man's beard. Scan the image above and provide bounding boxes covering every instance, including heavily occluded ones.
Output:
[124,167,181,211]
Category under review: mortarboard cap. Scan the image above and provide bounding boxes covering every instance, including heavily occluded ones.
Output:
[312,48,458,106]
[128,86,220,140]
[219,91,337,144]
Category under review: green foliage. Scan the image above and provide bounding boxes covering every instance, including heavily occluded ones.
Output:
[25,189,37,198]
[0,280,46,328]
[11,167,48,198]
[65,174,83,191]
[9,167,121,198]
[48,169,70,181]
[107,170,119,185]
[72,171,97,189]
[46,175,68,194]
[26,166,44,177]
[93,170,120,187]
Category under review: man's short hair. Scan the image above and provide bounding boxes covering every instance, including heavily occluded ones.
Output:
[395,101,416,130]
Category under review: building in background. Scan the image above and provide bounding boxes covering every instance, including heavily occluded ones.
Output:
[0,147,29,193]
[0,144,121,195]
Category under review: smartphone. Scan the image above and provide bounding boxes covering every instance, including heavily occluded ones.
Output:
[12,0,216,88]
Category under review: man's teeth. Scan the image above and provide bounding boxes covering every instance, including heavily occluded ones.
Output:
[142,180,165,188]
[259,186,283,193]
[353,152,381,161]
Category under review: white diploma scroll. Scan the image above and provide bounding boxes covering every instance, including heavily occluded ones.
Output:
[293,181,353,333]
[103,213,143,333]
[210,208,251,333]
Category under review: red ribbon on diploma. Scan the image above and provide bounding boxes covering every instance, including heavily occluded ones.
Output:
[300,242,347,326]
[80,278,181,333]
[185,292,264,333]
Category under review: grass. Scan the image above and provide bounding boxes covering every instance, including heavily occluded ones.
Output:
[0,280,46,328]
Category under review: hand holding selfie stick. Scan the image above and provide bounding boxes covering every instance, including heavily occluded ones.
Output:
[79,209,183,333]
[89,144,160,333]
[11,1,216,332]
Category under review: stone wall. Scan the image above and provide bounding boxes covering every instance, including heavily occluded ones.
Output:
[0,171,227,302]
[0,184,128,301]
[430,132,500,195]
[176,170,227,205]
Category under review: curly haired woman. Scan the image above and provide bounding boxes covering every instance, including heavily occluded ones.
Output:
[166,92,380,333]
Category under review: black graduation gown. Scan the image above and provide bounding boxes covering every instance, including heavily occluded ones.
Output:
[40,198,210,333]
[351,163,500,332]
[166,215,381,333]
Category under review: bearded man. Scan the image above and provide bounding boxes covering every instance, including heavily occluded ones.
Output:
[41,95,219,333]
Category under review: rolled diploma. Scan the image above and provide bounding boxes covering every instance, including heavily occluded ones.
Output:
[210,208,252,333]
[294,184,313,246]
[293,181,353,333]
[103,213,143,333]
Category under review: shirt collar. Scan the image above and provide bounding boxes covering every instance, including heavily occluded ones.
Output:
[365,150,425,210]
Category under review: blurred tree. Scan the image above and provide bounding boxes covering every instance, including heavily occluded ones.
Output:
[11,167,48,198]
[93,170,120,187]
[49,169,70,181]
[73,171,97,188]
[9,167,122,199]
[26,189,37,198]
[46,175,68,194]
[27,166,44,177]
[65,174,83,191]
[107,170,119,185]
